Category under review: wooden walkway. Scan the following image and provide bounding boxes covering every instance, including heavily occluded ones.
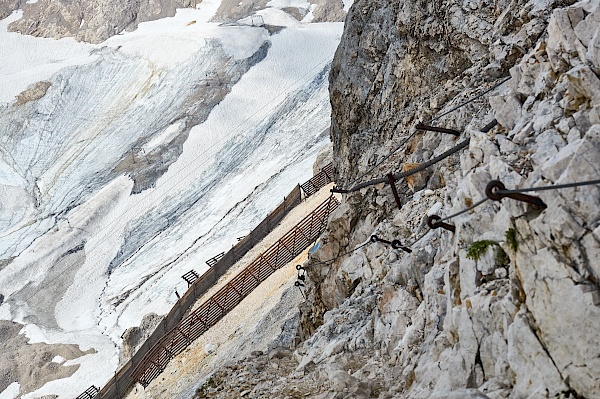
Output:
[81,164,335,399]
[131,195,339,387]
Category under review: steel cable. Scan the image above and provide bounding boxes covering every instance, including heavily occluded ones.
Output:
[436,197,490,222]
[345,76,510,187]
[308,240,372,267]
[333,119,498,194]
[334,138,471,193]
[431,179,600,228]
[423,76,511,124]
[497,179,600,194]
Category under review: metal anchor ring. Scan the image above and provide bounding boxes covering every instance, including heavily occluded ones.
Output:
[427,215,442,229]
[485,180,506,201]
[391,240,413,253]
[427,215,456,233]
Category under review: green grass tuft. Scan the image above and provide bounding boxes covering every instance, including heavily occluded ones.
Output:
[505,228,518,252]
[495,246,510,266]
[467,239,510,265]
[466,240,498,261]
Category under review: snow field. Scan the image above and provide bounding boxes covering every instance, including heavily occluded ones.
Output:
[0,0,344,396]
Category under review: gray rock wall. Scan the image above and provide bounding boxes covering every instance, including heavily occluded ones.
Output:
[293,0,600,398]
[0,0,24,20]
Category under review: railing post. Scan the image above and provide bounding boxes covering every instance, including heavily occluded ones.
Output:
[387,173,402,209]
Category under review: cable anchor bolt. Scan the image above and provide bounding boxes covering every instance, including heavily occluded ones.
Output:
[485,180,547,210]
[391,240,412,253]
[387,173,403,209]
[427,215,456,233]
[294,281,306,299]
[415,123,460,136]
[370,235,412,253]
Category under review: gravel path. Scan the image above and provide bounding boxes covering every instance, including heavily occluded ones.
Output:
[125,184,334,399]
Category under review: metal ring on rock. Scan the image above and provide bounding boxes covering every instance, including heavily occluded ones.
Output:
[391,240,412,253]
[427,215,442,229]
[485,180,505,201]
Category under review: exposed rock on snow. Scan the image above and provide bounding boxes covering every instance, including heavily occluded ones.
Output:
[0,0,24,20]
[7,0,196,43]
[212,0,346,23]
[0,320,94,395]
[119,313,162,367]
[3,0,346,43]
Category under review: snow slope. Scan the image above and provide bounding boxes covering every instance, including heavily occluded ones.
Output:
[0,1,343,397]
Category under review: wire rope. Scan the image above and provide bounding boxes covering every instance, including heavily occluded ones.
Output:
[344,76,510,187]
[497,179,600,194]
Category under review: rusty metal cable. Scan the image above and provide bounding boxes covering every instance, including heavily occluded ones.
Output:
[348,131,420,186]
[345,76,510,187]
[497,179,600,194]
[332,138,469,193]
[333,119,498,194]
[424,76,511,124]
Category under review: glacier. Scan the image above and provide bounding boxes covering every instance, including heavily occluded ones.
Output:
[0,1,343,397]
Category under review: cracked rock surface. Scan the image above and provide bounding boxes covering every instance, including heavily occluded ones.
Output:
[189,0,600,398]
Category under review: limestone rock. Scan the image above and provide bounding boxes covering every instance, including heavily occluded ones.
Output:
[119,312,162,366]
[112,0,600,397]
[8,0,195,44]
[302,0,600,398]
[313,140,333,175]
[205,343,218,355]
[0,0,23,20]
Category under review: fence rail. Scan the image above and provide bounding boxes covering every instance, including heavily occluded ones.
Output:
[87,168,334,399]
[300,163,333,196]
[131,195,339,387]
[76,386,99,399]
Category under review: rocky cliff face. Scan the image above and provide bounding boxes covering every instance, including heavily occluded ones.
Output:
[190,0,600,398]
[300,0,600,397]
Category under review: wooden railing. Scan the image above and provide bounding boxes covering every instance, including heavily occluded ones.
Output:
[130,195,339,387]
[300,163,333,197]
[86,169,336,398]
[91,185,303,399]
[76,386,99,399]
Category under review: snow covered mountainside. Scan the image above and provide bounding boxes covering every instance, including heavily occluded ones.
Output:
[0,1,347,397]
